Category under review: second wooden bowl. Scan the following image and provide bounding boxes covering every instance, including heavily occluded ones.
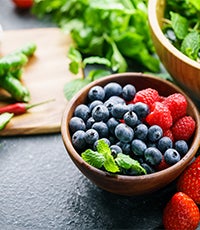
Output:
[148,0,200,103]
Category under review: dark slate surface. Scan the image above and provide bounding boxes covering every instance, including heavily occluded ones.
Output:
[0,1,198,230]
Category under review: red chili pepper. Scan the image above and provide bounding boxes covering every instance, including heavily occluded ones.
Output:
[0,99,54,115]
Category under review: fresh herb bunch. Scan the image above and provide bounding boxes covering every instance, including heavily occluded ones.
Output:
[163,0,200,62]
[32,0,160,74]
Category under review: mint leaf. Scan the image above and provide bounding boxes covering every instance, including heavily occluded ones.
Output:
[181,31,200,60]
[83,56,111,68]
[81,149,105,169]
[64,78,91,100]
[170,12,188,40]
[87,69,112,81]
[96,139,119,173]
[115,153,146,175]
[67,46,82,74]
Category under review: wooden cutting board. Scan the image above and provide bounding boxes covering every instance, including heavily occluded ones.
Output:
[0,28,82,136]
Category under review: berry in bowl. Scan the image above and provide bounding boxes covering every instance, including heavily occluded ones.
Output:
[61,73,200,196]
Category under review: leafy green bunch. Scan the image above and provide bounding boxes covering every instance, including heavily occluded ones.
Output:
[163,0,200,62]
[32,0,160,74]
[82,139,146,175]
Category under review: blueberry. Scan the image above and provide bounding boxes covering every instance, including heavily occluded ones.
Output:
[111,103,129,119]
[174,140,189,157]
[92,104,109,122]
[74,104,90,121]
[123,111,138,128]
[122,84,136,101]
[141,163,155,174]
[144,147,162,166]
[104,82,122,99]
[93,138,110,150]
[164,148,181,165]
[127,103,135,111]
[134,124,148,140]
[131,139,147,156]
[157,136,173,153]
[110,145,122,157]
[115,123,134,143]
[107,117,120,135]
[92,121,109,138]
[88,86,105,102]
[109,96,125,105]
[86,117,96,129]
[109,136,118,145]
[117,141,132,155]
[89,100,103,111]
[132,102,149,119]
[85,129,99,145]
[148,125,163,142]
[72,130,87,151]
[69,117,86,133]
[104,99,117,113]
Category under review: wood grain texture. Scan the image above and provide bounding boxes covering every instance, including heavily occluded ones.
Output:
[0,28,82,135]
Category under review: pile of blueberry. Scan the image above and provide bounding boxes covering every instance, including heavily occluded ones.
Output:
[69,82,189,175]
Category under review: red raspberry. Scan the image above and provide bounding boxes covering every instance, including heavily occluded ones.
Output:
[163,129,174,142]
[163,93,187,122]
[133,88,160,108]
[146,102,173,131]
[171,116,196,141]
[155,156,170,171]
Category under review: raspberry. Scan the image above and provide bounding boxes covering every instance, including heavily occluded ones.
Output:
[133,88,160,108]
[163,129,174,142]
[154,156,170,171]
[163,93,187,122]
[171,116,196,141]
[146,102,173,131]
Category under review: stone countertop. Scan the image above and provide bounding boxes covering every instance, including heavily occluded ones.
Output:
[0,1,192,230]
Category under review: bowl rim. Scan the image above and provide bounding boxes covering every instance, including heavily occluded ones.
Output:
[61,72,200,181]
[148,0,200,70]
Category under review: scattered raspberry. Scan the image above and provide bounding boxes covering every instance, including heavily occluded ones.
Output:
[146,102,173,131]
[133,88,160,108]
[163,93,187,122]
[171,116,196,141]
[163,129,174,142]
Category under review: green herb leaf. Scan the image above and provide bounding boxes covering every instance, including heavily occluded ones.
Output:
[32,0,160,73]
[181,31,200,60]
[83,56,111,68]
[87,69,111,81]
[170,12,188,40]
[81,149,105,169]
[67,46,82,74]
[96,139,120,173]
[115,153,146,175]
[64,78,91,100]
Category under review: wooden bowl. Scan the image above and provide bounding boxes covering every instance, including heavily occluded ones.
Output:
[61,73,200,196]
[148,0,200,103]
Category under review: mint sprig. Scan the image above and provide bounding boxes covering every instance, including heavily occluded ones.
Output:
[81,139,146,175]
